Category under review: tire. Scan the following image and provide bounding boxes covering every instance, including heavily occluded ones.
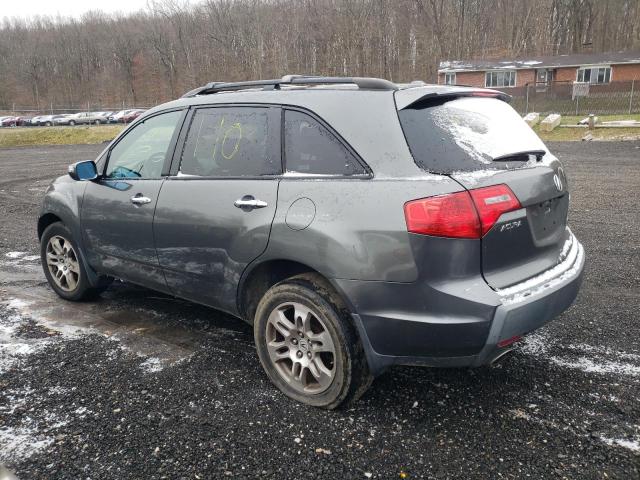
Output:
[45,121,52,126]
[94,120,100,125]
[69,120,75,126]
[254,273,372,409]
[40,222,111,301]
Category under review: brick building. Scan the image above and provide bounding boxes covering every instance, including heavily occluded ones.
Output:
[437,51,640,89]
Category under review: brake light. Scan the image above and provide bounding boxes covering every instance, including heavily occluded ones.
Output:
[469,185,521,236]
[404,191,480,239]
[404,184,521,239]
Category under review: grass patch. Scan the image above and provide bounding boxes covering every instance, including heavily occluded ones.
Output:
[0,125,124,147]
[531,113,640,141]
[558,113,640,125]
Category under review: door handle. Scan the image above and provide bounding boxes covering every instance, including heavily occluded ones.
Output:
[130,194,152,206]
[234,195,268,211]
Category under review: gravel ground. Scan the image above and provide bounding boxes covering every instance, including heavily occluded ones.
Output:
[0,142,639,479]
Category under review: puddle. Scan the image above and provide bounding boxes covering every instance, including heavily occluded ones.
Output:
[1,286,201,367]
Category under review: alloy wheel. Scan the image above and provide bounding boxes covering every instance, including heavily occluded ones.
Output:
[46,235,80,292]
[265,302,336,394]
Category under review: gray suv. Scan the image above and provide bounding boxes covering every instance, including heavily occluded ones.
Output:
[38,76,585,408]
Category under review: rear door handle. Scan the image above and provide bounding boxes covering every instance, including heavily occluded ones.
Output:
[130,194,152,206]
[234,195,268,211]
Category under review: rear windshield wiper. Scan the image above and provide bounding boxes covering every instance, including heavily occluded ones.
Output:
[492,150,546,163]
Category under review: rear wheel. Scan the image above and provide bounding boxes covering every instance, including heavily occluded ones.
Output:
[69,120,75,126]
[254,274,372,409]
[41,222,111,301]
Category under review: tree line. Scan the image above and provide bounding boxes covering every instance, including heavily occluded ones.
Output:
[1,0,639,110]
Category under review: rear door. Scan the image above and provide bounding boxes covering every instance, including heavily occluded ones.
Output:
[81,109,186,291]
[153,105,281,314]
[397,92,570,289]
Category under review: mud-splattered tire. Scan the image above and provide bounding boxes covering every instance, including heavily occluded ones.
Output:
[40,222,111,301]
[254,273,372,409]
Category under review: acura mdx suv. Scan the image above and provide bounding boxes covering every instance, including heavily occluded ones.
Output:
[38,76,585,408]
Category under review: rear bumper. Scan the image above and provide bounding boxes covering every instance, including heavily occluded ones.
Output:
[334,231,585,376]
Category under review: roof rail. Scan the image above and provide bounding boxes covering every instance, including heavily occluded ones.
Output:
[181,75,397,97]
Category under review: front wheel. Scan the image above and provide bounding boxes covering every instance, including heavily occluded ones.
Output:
[69,120,75,126]
[254,274,372,409]
[41,222,111,301]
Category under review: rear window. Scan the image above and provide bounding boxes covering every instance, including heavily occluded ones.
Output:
[398,96,546,173]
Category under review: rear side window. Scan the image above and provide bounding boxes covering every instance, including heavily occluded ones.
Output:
[180,107,279,177]
[398,97,546,173]
[284,110,366,176]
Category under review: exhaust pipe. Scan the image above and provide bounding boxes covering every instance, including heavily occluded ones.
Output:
[489,347,516,366]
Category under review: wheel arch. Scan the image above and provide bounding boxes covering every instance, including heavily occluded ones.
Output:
[38,212,63,240]
[237,259,355,325]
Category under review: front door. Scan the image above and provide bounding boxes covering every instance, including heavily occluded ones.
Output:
[81,109,185,291]
[153,106,281,314]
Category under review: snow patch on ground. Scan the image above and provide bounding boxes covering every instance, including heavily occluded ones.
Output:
[0,310,44,374]
[0,426,53,461]
[510,408,640,453]
[4,252,26,259]
[599,436,640,452]
[140,356,164,373]
[522,331,640,379]
[550,357,640,377]
[0,297,169,464]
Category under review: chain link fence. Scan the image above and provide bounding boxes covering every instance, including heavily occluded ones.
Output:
[0,104,151,117]
[510,80,639,116]
[3,82,639,119]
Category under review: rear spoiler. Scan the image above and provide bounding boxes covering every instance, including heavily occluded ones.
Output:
[395,87,511,110]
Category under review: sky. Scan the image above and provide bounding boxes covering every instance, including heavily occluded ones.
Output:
[1,0,169,20]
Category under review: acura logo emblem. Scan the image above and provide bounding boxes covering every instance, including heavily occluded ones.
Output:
[553,173,563,191]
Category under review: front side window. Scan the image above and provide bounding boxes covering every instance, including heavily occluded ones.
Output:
[284,110,366,176]
[576,66,611,84]
[179,107,278,177]
[444,72,456,85]
[105,110,182,179]
[485,70,516,88]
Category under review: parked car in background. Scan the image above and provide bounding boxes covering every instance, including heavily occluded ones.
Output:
[37,115,69,126]
[53,114,77,126]
[98,112,114,123]
[30,115,46,125]
[107,110,134,123]
[121,109,145,123]
[61,112,109,125]
[37,76,585,408]
[0,116,23,127]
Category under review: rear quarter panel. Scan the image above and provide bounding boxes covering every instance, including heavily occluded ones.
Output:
[260,176,465,282]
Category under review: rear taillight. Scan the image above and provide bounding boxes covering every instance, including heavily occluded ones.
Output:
[404,184,521,239]
[469,185,521,236]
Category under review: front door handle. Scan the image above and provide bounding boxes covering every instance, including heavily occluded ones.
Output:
[130,194,152,206]
[234,195,268,211]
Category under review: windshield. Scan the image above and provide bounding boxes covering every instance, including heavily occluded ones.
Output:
[398,96,547,173]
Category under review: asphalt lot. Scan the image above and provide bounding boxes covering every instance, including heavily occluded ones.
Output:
[1,141,639,479]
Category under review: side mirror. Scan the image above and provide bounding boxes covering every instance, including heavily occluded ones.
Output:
[68,160,98,181]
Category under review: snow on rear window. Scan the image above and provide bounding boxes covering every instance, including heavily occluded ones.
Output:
[398,97,546,173]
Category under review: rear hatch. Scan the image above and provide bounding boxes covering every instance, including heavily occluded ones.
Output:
[396,88,570,289]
